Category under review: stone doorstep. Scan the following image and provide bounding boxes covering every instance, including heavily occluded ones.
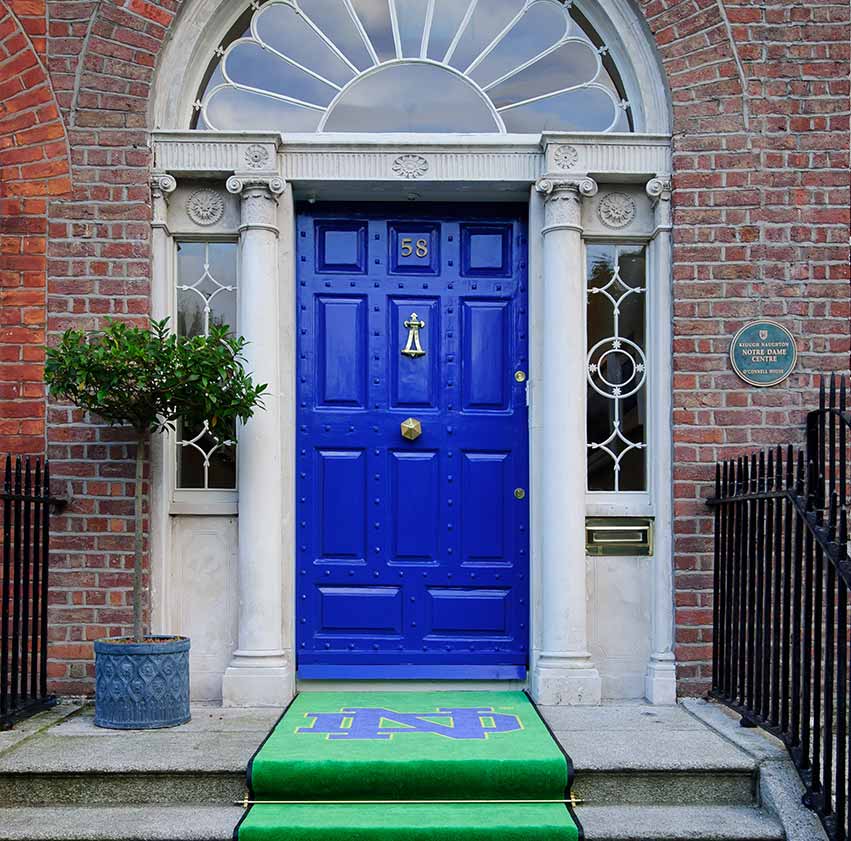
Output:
[0,701,793,841]
[0,805,784,841]
[1,701,756,776]
[0,701,764,811]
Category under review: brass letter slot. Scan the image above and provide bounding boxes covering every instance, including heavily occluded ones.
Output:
[585,517,653,556]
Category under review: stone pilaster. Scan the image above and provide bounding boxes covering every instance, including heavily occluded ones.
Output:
[644,175,677,705]
[221,173,293,707]
[531,176,602,705]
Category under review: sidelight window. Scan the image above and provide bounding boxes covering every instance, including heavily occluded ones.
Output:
[192,0,632,134]
[174,240,239,490]
[586,243,647,493]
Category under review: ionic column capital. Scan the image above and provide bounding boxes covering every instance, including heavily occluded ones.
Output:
[226,173,286,232]
[535,175,598,199]
[646,175,673,231]
[150,172,177,229]
[535,176,597,233]
[150,171,177,198]
[226,173,286,196]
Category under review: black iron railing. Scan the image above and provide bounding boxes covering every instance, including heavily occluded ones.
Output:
[709,374,850,841]
[1,456,55,729]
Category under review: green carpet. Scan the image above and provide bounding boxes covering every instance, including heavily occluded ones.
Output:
[235,691,581,840]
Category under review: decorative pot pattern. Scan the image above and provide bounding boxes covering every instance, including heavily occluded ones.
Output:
[94,636,190,729]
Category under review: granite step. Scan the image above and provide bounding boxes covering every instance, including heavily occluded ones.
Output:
[542,703,759,806]
[0,804,786,841]
[577,805,785,841]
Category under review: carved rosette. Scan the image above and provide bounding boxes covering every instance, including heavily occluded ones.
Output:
[186,188,225,226]
[226,175,286,228]
[392,154,429,179]
[244,143,271,169]
[536,176,598,230]
[552,144,579,170]
[597,192,636,229]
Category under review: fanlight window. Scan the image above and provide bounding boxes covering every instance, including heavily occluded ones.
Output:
[194,0,632,134]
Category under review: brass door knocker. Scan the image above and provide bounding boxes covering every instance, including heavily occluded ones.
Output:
[401,312,426,358]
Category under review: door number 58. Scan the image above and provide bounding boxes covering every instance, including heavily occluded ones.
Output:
[400,237,429,258]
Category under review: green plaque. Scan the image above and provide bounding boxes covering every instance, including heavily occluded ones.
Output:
[730,321,797,387]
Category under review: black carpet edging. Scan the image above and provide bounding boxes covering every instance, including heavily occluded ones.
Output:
[524,690,585,841]
[233,692,300,841]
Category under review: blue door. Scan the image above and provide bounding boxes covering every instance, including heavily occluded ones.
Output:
[296,204,529,679]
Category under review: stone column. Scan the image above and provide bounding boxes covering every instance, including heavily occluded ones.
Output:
[221,173,292,707]
[644,176,677,704]
[149,173,176,632]
[531,176,602,705]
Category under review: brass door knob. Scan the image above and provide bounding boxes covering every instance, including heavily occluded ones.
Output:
[400,418,422,440]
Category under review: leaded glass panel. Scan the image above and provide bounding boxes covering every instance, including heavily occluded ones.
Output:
[193,0,632,134]
[586,243,647,492]
[175,240,239,490]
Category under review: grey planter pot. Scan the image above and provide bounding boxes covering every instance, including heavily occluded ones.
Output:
[94,636,190,730]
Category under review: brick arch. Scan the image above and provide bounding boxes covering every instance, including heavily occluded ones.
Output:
[0,1,70,455]
[637,0,749,137]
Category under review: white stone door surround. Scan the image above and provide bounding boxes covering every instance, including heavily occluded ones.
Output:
[149,130,675,706]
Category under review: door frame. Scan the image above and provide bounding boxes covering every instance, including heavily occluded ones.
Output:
[149,130,675,703]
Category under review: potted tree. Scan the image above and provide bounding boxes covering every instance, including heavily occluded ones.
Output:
[45,319,265,729]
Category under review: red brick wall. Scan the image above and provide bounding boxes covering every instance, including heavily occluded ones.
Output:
[40,0,178,693]
[640,0,851,695]
[0,0,70,456]
[0,0,847,695]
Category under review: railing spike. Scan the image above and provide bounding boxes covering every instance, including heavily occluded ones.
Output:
[828,492,838,541]
[786,444,794,489]
[806,460,817,511]
[751,452,758,494]
[796,450,805,496]
[767,447,774,491]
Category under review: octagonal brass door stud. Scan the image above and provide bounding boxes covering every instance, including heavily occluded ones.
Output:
[400,417,422,441]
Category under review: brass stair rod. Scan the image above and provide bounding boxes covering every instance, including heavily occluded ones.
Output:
[237,796,586,808]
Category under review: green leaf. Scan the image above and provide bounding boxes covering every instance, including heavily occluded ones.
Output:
[44,318,267,436]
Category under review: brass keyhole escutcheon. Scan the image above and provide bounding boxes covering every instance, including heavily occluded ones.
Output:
[400,418,422,441]
[514,488,526,500]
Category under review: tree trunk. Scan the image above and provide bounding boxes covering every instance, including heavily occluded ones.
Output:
[133,433,145,643]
